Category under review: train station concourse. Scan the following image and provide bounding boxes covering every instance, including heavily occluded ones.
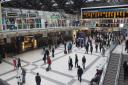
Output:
[0,0,128,85]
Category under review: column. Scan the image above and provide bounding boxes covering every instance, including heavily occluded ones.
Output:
[0,1,2,32]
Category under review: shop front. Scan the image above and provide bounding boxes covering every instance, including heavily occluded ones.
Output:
[21,35,37,52]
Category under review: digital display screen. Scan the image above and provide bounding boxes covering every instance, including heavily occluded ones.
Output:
[82,6,128,19]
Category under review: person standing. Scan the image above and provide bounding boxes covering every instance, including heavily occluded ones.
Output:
[17,58,21,68]
[90,45,93,54]
[77,66,83,82]
[43,53,47,64]
[52,47,55,58]
[75,54,78,68]
[22,68,26,84]
[82,56,86,69]
[35,73,41,85]
[47,56,52,70]
[123,61,128,80]
[13,58,17,70]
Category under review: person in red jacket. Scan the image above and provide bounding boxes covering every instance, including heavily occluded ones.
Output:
[13,58,17,70]
[47,57,52,70]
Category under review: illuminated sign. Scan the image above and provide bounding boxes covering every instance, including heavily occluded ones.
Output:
[81,5,128,19]
[7,13,18,17]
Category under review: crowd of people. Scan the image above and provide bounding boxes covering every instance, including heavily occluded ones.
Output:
[10,31,126,85]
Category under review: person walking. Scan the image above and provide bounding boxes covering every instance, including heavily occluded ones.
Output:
[17,58,21,68]
[85,43,89,54]
[52,47,55,58]
[99,43,103,52]
[13,58,17,70]
[47,56,52,70]
[64,41,67,50]
[77,66,83,82]
[82,56,86,69]
[45,49,49,58]
[68,56,73,70]
[43,53,47,64]
[95,43,98,53]
[90,45,93,54]
[17,67,22,85]
[123,61,128,80]
[75,54,78,68]
[35,73,41,85]
[22,68,26,84]
[102,47,105,57]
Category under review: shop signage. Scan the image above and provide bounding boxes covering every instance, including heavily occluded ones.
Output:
[7,13,18,17]
[29,13,37,17]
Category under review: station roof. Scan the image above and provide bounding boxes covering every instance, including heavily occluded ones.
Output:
[1,0,128,14]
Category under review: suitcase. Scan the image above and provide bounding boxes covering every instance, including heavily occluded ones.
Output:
[46,67,49,71]
[64,50,67,54]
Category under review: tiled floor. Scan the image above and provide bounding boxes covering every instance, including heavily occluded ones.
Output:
[0,44,110,85]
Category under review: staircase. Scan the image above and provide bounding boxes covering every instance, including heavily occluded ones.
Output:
[118,54,128,85]
[102,53,120,85]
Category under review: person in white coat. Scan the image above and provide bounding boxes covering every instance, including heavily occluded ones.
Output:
[17,67,23,85]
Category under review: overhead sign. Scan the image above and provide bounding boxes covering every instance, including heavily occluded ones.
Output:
[7,13,18,17]
[29,13,37,17]
[81,5,128,19]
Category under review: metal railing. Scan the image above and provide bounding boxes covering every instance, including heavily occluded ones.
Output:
[114,44,124,85]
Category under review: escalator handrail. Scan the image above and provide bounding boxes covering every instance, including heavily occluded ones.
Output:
[115,45,123,85]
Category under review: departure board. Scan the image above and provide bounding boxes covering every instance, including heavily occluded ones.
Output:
[81,5,128,19]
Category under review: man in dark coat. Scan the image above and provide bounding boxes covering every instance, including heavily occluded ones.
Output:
[95,44,98,53]
[75,54,78,67]
[35,73,41,85]
[125,40,128,53]
[82,56,86,69]
[123,61,128,80]
[17,58,21,68]
[85,43,89,54]
[77,66,83,82]
[90,45,93,54]
[22,68,26,84]
[43,53,47,64]
[68,56,73,70]
[52,47,55,57]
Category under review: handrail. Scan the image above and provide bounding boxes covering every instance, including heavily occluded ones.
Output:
[114,53,122,85]
[99,43,117,85]
[115,44,123,85]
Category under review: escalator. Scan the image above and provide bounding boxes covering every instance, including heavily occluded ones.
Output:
[102,53,120,85]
